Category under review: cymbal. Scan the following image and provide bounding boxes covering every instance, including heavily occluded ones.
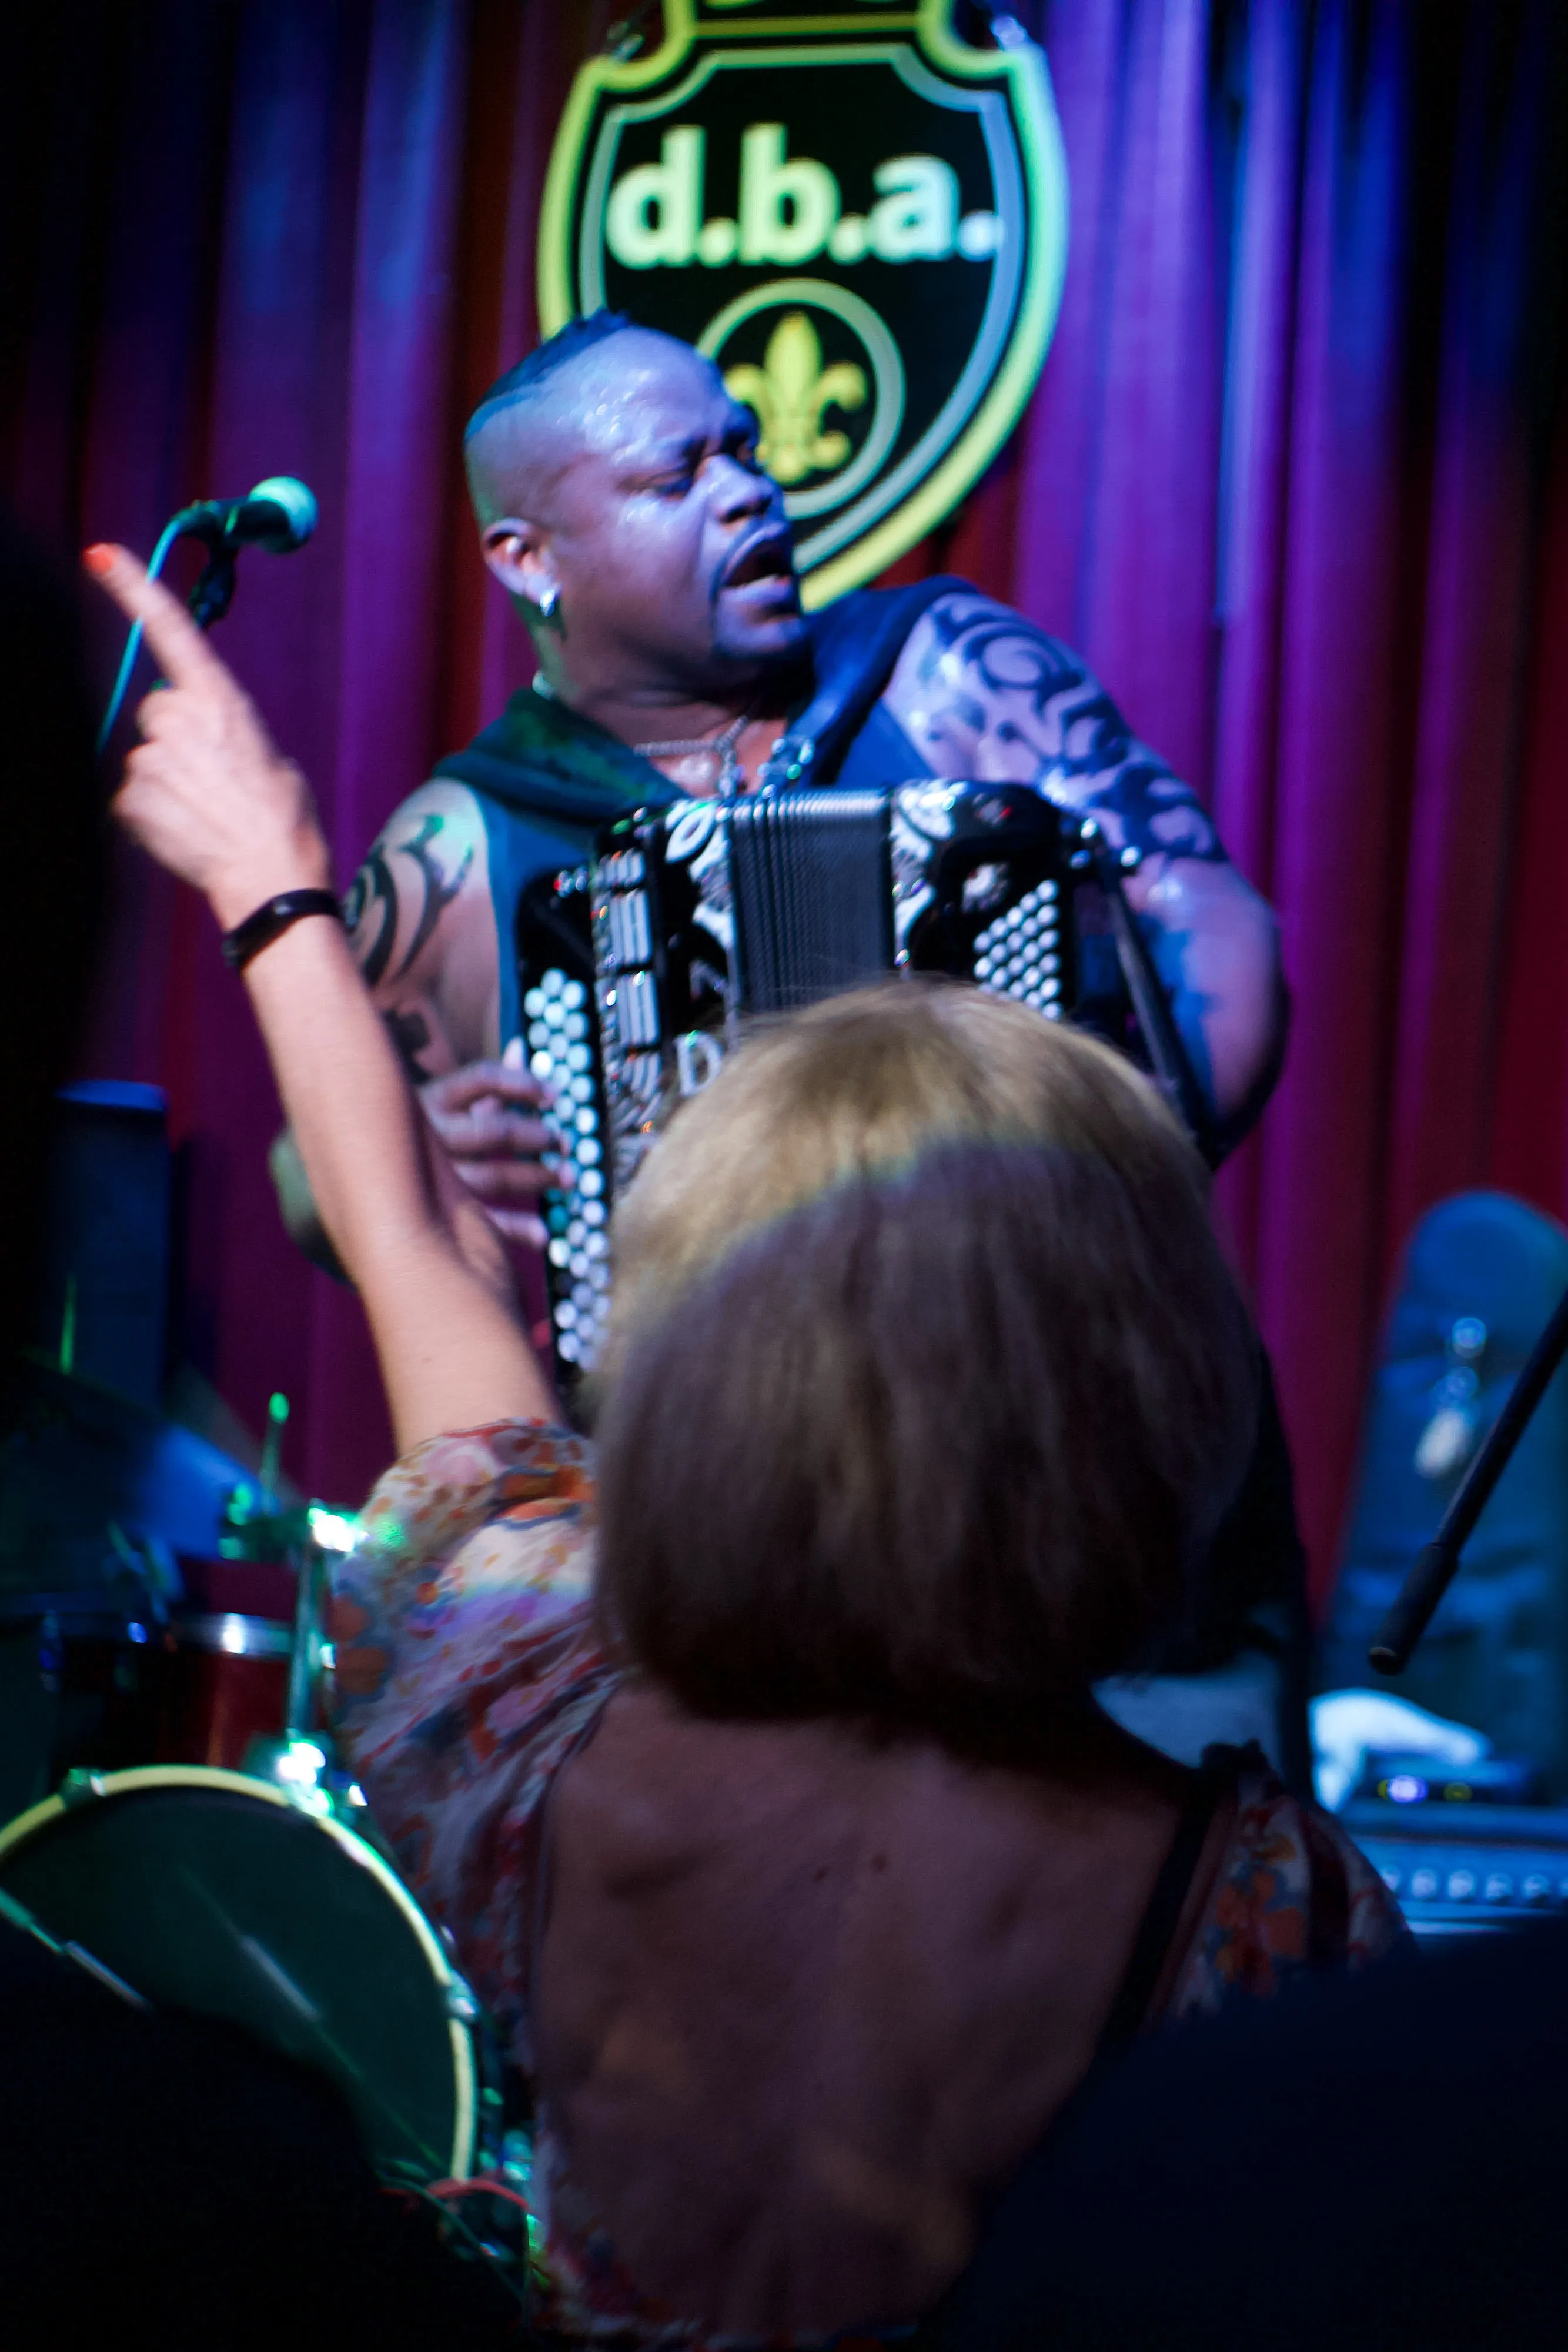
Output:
[0,1354,278,1598]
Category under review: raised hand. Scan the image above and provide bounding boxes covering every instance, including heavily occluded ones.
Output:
[85,543,330,928]
[84,548,554,1443]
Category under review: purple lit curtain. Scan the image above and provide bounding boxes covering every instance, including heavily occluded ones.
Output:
[4,0,591,1502]
[5,1,1567,1600]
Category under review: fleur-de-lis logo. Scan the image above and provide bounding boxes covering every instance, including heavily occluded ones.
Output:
[724,312,868,486]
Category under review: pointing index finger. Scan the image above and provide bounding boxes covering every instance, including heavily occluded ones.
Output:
[83,543,228,694]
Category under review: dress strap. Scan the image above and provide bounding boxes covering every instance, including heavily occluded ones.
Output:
[1092,1749,1236,2057]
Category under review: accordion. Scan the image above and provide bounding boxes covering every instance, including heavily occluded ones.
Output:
[517,783,1082,1382]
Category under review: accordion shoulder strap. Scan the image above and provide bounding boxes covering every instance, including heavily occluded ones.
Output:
[780,575,968,786]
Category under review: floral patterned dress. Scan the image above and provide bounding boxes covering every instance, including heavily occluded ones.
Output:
[325,1421,1407,2345]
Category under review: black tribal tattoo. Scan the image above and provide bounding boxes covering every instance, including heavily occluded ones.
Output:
[343,814,474,990]
[384,1006,434,1084]
[342,843,397,988]
[917,596,1224,864]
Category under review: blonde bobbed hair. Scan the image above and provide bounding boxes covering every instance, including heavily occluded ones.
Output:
[604,980,1196,1374]
[591,984,1261,1725]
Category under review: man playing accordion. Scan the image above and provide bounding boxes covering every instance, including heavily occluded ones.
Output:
[274,310,1284,1259]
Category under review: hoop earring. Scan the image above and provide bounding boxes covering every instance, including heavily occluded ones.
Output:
[537,582,559,622]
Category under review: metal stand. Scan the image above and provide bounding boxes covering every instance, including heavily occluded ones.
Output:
[186,547,239,632]
[1370,1281,1568,1675]
[284,1542,322,1743]
[1077,823,1222,1167]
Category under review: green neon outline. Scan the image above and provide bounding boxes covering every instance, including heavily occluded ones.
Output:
[537,0,1068,604]
[700,8,918,24]
[538,6,699,335]
[805,0,1066,603]
[701,1,909,14]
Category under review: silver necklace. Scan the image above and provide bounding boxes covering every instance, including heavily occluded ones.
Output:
[633,706,753,799]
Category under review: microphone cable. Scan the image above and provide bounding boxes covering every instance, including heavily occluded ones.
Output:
[95,510,185,753]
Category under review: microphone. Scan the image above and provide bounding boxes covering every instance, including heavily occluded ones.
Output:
[168,475,317,554]
[95,477,319,749]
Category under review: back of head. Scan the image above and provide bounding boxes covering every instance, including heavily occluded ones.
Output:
[606,982,1202,1365]
[596,984,1259,1728]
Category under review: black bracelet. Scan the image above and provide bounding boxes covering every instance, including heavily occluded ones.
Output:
[220,888,344,974]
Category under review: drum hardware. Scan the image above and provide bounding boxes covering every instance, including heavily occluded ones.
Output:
[1,1351,283,1591]
[216,1485,373,1821]
[0,1455,366,1816]
[103,1518,177,1626]
[0,1876,148,2007]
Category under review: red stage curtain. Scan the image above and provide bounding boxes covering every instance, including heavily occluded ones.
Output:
[4,0,1566,1605]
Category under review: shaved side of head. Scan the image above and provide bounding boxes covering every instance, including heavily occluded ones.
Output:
[464,314,712,527]
[464,398,573,530]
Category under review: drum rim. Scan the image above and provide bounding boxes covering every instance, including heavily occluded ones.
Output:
[0,1763,476,2181]
[0,1602,294,1658]
[168,1612,293,1659]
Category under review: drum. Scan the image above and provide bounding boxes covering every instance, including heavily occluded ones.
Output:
[0,1601,294,1818]
[0,1766,491,2185]
[152,1611,294,1768]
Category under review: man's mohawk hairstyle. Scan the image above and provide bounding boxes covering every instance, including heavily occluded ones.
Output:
[464,311,634,443]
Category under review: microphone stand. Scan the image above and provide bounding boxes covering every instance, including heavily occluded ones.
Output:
[186,543,239,632]
[1369,1281,1568,1674]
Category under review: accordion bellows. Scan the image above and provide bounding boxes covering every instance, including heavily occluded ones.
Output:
[518,782,1080,1381]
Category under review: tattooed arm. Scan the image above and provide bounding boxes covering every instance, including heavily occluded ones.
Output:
[882,591,1286,1141]
[342,781,493,1082]
[272,781,564,1265]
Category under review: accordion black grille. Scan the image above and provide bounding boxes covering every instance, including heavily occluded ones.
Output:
[728,790,893,1014]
